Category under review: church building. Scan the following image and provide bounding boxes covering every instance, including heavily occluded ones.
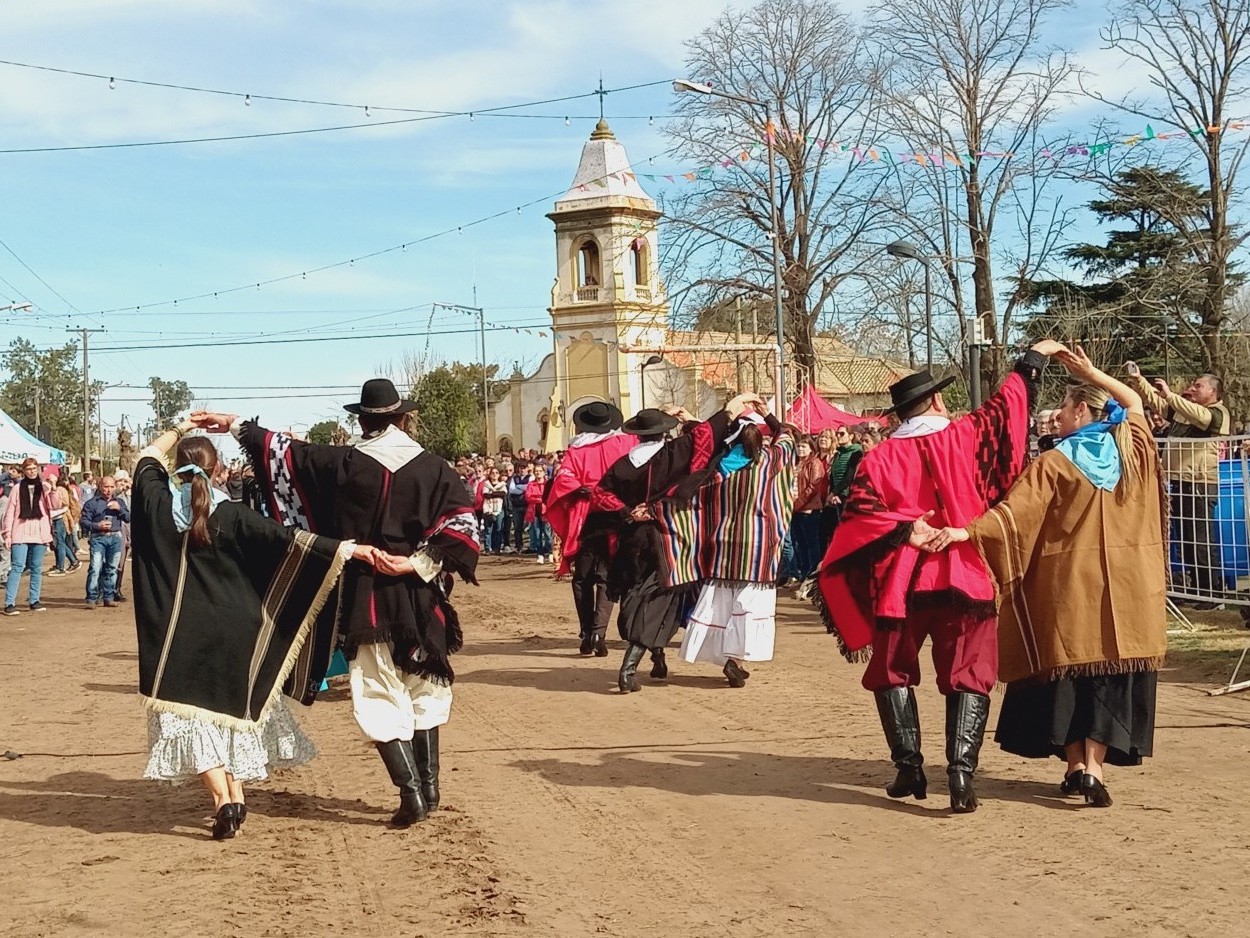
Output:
[488,120,908,454]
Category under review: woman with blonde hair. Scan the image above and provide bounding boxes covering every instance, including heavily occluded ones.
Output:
[921,347,1166,807]
[133,418,372,839]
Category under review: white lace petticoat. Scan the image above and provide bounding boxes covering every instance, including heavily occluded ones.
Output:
[143,696,317,784]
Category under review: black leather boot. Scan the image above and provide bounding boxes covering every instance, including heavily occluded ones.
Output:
[649,648,668,679]
[618,643,646,693]
[945,692,990,814]
[874,687,927,800]
[376,739,428,826]
[593,629,608,657]
[579,634,594,656]
[411,727,441,811]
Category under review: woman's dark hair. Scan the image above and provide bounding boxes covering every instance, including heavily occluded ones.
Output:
[175,436,219,548]
[738,424,764,462]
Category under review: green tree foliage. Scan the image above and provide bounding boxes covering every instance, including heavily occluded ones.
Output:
[0,339,84,450]
[1018,167,1242,380]
[412,365,484,458]
[149,377,194,423]
[306,419,342,445]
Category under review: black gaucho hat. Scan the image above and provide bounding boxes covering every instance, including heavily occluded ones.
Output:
[884,370,956,416]
[621,407,679,436]
[573,400,624,433]
[343,378,418,416]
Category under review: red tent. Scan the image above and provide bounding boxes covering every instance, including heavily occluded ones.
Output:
[784,384,885,432]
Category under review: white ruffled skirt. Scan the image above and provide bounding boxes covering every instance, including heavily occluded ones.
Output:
[143,697,317,785]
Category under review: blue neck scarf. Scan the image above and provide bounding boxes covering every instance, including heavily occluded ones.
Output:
[169,464,229,533]
[1053,400,1127,491]
[718,444,751,476]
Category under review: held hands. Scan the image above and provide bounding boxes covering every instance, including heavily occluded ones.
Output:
[189,411,239,433]
[1029,339,1069,358]
[725,392,764,420]
[907,511,970,552]
[350,544,417,577]
[1054,344,1099,383]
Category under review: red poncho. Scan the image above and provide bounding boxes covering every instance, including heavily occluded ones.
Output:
[818,373,1032,658]
[545,431,637,575]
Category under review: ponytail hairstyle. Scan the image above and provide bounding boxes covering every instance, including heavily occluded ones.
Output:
[1063,382,1144,498]
[738,424,764,463]
[175,435,219,547]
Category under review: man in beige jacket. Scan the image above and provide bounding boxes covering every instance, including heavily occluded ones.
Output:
[1125,363,1231,605]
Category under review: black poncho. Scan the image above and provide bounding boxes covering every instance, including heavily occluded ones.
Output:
[132,456,350,730]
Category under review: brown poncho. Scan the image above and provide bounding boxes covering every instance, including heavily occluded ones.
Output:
[968,413,1167,683]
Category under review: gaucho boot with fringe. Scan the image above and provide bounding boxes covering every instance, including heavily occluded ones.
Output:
[874,687,927,800]
[946,692,991,814]
[376,739,428,827]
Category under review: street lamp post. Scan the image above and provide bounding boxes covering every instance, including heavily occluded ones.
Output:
[639,354,663,409]
[674,79,787,410]
[885,240,933,374]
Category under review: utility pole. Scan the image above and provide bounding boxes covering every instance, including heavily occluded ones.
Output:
[734,297,744,390]
[434,301,488,450]
[33,386,40,436]
[67,327,104,474]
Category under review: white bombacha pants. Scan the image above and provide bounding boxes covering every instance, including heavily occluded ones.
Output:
[349,642,453,743]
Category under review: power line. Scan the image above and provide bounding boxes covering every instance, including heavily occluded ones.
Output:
[85,320,549,352]
[0,59,670,117]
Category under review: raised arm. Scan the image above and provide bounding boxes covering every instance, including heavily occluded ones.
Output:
[1059,346,1143,416]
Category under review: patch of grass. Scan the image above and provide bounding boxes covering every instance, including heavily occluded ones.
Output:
[1162,611,1250,686]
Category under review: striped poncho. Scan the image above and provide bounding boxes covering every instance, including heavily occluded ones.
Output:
[658,435,797,587]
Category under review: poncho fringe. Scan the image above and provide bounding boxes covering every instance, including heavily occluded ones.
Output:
[140,538,354,733]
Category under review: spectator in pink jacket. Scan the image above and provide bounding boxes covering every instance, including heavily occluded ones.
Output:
[525,466,553,565]
[3,458,55,615]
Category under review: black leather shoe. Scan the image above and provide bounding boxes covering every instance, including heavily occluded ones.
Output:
[723,660,749,688]
[579,635,594,656]
[618,643,645,693]
[211,803,240,840]
[1060,769,1084,796]
[593,632,608,657]
[1081,773,1113,807]
[887,765,928,800]
[234,802,248,825]
[650,649,668,680]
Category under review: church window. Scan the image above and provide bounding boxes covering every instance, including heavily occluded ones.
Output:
[629,237,649,286]
[577,240,600,287]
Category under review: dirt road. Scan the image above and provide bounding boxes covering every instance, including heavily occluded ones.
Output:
[2,557,1247,938]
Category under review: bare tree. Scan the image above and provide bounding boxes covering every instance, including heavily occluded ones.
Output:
[1091,0,1250,404]
[870,0,1077,386]
[663,0,893,391]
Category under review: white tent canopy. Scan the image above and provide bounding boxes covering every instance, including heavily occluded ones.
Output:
[0,407,67,465]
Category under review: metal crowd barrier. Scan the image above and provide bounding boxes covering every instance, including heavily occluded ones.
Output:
[1153,433,1250,695]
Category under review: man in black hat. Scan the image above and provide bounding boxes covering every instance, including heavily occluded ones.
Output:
[193,377,480,829]
[818,339,1063,813]
[596,394,760,692]
[545,401,637,655]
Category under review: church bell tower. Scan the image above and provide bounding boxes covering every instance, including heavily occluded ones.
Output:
[546,119,669,446]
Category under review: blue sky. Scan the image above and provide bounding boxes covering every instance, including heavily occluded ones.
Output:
[0,0,1156,437]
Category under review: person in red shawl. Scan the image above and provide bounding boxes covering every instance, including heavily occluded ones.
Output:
[545,402,637,656]
[817,339,1063,813]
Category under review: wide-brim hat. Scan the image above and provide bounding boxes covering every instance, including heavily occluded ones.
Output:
[621,407,679,436]
[573,400,623,433]
[884,370,956,415]
[344,378,418,416]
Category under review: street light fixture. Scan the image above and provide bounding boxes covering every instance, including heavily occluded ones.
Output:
[886,240,933,375]
[1,301,33,312]
[640,354,663,409]
[674,78,787,410]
